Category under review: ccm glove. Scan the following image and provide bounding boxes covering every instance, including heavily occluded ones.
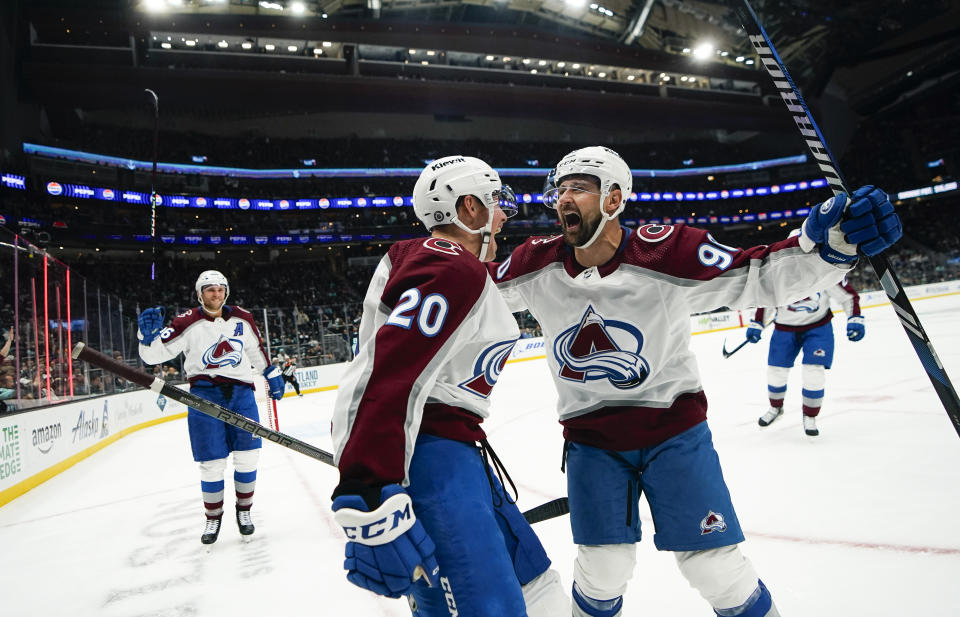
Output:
[839,186,902,256]
[846,316,865,341]
[137,307,166,345]
[802,186,902,264]
[745,321,764,343]
[332,484,440,598]
[263,366,285,400]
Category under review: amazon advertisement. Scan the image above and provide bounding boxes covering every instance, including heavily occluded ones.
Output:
[0,387,187,501]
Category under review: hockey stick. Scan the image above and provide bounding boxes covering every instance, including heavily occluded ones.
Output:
[72,342,566,523]
[73,342,333,463]
[144,89,160,285]
[729,0,960,439]
[721,338,750,359]
[722,318,774,359]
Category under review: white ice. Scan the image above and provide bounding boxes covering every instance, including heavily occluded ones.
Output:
[2,294,960,616]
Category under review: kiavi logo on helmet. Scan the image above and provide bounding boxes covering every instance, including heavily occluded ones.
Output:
[430,157,465,171]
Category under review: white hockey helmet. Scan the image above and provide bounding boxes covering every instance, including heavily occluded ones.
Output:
[413,155,516,257]
[547,146,633,249]
[195,270,229,304]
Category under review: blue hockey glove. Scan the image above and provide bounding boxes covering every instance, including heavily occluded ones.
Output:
[332,484,440,598]
[847,316,865,341]
[839,186,902,256]
[263,366,285,400]
[137,307,166,345]
[745,320,763,343]
[802,186,902,264]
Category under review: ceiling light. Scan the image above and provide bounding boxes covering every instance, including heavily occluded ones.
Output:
[185,39,196,46]
[160,42,171,49]
[735,56,745,62]
[265,43,275,51]
[322,41,333,47]
[538,60,547,66]
[290,1,306,14]
[598,72,606,78]
[485,55,494,61]
[692,42,714,60]
[218,40,229,48]
[627,74,635,81]
[287,45,298,52]
[241,41,252,49]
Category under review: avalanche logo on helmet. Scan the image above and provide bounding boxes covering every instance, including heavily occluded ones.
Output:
[458,339,517,398]
[554,306,649,389]
[202,334,245,369]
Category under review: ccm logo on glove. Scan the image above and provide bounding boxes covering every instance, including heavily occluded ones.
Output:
[335,492,415,545]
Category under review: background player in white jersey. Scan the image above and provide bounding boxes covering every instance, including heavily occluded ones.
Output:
[137,270,285,544]
[330,156,569,616]
[746,241,864,436]
[490,146,902,617]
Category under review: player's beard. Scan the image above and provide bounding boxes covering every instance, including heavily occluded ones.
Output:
[202,297,224,314]
[559,206,601,247]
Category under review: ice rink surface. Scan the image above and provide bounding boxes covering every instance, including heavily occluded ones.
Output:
[2,293,960,616]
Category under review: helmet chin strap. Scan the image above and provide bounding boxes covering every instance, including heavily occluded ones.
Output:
[576,190,622,250]
[450,207,494,259]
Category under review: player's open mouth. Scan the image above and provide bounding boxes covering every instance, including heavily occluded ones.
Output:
[563,211,581,232]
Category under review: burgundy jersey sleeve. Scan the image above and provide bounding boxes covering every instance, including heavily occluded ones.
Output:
[336,245,488,492]
[138,308,201,365]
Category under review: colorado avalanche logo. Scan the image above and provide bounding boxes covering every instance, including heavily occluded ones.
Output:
[458,340,517,398]
[202,335,244,369]
[787,292,822,313]
[700,511,727,535]
[554,307,649,389]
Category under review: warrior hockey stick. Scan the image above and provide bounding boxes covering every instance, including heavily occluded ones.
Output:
[72,342,568,523]
[729,0,960,439]
[73,342,333,463]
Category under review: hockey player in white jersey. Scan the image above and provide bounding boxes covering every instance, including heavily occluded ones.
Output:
[746,233,865,436]
[490,146,902,617]
[330,156,569,616]
[137,270,285,544]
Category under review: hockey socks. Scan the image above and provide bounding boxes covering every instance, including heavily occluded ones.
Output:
[572,582,622,617]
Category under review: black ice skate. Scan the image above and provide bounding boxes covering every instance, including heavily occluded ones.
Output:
[201,516,222,544]
[236,506,255,536]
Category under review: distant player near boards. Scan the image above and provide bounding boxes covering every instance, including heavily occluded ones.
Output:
[137,270,285,544]
[747,234,864,436]
[330,156,569,616]
[490,146,901,617]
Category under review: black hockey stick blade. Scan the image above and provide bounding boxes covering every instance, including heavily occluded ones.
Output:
[73,342,334,464]
[729,0,960,439]
[722,338,750,359]
[522,497,569,524]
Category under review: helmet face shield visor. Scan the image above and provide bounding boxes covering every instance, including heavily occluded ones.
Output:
[494,184,519,218]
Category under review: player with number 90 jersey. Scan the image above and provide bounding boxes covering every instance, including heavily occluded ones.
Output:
[490,223,850,450]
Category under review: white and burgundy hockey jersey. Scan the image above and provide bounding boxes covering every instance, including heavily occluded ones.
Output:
[489,223,851,451]
[753,280,861,332]
[138,305,270,388]
[332,237,520,490]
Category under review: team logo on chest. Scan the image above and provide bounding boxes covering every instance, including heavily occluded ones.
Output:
[787,292,822,313]
[458,339,518,398]
[202,334,245,369]
[554,306,649,389]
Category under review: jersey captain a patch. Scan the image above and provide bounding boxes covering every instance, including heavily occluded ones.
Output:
[553,306,649,389]
[202,334,245,369]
